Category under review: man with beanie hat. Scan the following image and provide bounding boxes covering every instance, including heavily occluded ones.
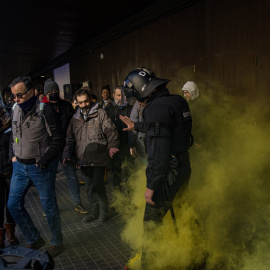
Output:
[8,76,64,257]
[44,78,88,214]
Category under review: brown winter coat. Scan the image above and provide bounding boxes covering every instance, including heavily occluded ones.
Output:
[63,102,119,166]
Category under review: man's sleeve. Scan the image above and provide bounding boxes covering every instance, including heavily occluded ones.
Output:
[134,121,146,133]
[8,109,14,160]
[9,130,14,160]
[101,110,119,149]
[145,126,171,190]
[37,104,65,167]
[62,119,76,160]
[129,102,138,147]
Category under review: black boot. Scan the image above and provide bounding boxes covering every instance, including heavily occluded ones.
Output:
[82,209,99,223]
[4,223,19,245]
[99,208,109,222]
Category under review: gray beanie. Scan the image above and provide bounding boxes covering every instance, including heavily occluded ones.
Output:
[44,78,59,95]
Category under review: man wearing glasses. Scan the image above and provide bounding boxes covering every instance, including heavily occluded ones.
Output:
[7,76,65,257]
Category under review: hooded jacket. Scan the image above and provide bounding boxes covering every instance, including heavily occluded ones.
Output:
[182,81,210,145]
[63,102,119,166]
[182,81,199,101]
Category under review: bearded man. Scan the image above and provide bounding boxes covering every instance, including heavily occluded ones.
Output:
[62,88,119,222]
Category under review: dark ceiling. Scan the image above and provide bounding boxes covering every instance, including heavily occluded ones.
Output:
[0,0,201,91]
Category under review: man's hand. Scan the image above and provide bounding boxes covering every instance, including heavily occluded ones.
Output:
[145,188,155,205]
[130,147,137,157]
[36,163,46,170]
[12,156,17,162]
[109,148,119,158]
[63,158,70,166]
[119,115,134,131]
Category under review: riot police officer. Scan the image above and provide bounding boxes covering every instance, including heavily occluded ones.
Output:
[120,67,192,269]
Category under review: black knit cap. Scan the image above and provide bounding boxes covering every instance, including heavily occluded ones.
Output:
[44,78,59,95]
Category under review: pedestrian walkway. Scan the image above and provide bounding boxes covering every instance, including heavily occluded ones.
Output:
[12,169,131,270]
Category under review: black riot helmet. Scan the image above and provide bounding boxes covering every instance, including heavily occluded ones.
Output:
[123,67,170,99]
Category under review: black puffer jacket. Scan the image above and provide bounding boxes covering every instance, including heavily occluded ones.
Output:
[0,127,12,175]
[49,99,74,134]
[105,101,133,150]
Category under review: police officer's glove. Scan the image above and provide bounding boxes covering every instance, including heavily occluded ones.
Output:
[167,169,179,185]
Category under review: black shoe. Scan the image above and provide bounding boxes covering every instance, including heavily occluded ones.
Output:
[75,203,88,214]
[26,235,45,250]
[48,244,64,257]
[82,209,99,223]
[99,211,109,222]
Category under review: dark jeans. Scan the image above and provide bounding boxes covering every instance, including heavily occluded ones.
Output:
[0,173,15,227]
[8,161,63,245]
[80,166,108,212]
[52,157,81,205]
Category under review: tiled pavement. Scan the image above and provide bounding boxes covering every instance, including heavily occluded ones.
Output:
[9,167,131,270]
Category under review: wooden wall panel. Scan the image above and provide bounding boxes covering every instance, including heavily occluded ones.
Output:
[69,0,270,120]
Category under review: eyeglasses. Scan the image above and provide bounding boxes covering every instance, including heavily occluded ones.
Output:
[12,88,32,99]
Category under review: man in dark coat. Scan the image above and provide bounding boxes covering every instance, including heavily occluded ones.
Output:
[105,86,133,190]
[63,88,119,222]
[44,79,87,214]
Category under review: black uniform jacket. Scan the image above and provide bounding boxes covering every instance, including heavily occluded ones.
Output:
[134,87,192,190]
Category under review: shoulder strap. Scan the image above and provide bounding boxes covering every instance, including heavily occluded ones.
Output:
[38,102,52,136]
[39,102,45,114]
[12,103,17,110]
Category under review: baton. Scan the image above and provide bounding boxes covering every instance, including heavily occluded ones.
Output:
[162,180,179,235]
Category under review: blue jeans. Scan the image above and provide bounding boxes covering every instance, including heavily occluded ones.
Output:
[8,161,63,246]
[52,158,81,205]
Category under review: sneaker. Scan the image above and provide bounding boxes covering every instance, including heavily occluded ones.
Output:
[75,203,88,214]
[79,180,85,185]
[82,209,99,223]
[26,235,45,250]
[48,244,64,257]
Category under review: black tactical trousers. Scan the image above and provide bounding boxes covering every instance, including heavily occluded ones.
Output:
[143,156,191,223]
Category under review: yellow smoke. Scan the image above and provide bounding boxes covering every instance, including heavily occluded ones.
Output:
[112,83,270,269]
